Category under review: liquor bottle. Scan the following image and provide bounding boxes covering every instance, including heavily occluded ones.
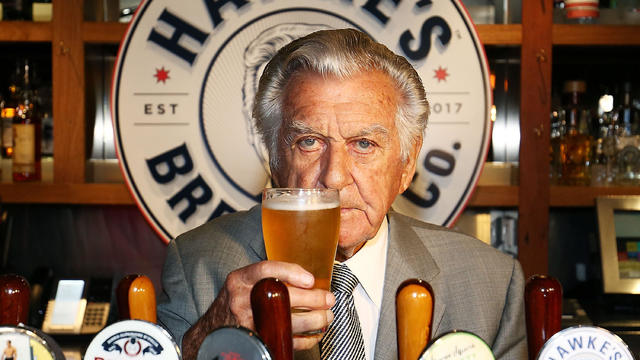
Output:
[559,80,592,185]
[12,59,41,182]
[550,104,566,184]
[1,67,20,159]
[615,82,640,185]
[31,0,51,22]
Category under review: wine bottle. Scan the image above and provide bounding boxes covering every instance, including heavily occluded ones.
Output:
[12,59,41,182]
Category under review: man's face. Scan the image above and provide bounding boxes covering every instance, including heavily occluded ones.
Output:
[273,70,419,260]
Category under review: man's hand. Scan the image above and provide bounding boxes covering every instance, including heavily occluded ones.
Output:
[181,261,335,360]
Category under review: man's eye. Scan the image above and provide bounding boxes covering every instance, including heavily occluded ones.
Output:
[297,137,320,150]
[355,139,373,151]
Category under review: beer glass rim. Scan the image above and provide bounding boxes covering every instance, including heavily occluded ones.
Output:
[262,188,339,208]
[262,188,338,195]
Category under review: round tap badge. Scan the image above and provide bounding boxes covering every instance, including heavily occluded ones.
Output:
[197,326,271,360]
[113,0,492,242]
[536,326,635,360]
[83,320,181,360]
[420,330,495,360]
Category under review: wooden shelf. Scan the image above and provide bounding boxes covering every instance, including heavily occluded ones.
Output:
[82,21,128,44]
[0,183,523,207]
[0,21,52,42]
[468,185,519,207]
[477,24,522,45]
[5,22,640,47]
[0,183,134,205]
[553,25,640,45]
[550,186,640,207]
[80,22,523,46]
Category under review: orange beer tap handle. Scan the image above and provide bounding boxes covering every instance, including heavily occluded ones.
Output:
[128,275,157,323]
[116,274,139,320]
[0,274,30,326]
[396,279,434,360]
[251,278,293,360]
[525,275,562,360]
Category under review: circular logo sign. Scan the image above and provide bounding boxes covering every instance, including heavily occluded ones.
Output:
[113,0,491,242]
[84,320,180,360]
[420,330,495,360]
[537,326,635,360]
[197,326,271,360]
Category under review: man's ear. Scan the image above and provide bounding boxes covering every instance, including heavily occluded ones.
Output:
[398,135,422,194]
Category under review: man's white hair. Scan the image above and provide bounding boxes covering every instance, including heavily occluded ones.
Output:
[252,28,430,171]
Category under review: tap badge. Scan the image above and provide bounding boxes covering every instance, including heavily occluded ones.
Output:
[112,0,492,242]
[84,320,180,360]
[536,326,634,360]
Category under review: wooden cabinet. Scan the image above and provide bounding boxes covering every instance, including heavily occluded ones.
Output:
[0,1,639,276]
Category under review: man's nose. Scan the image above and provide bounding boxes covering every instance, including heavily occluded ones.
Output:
[321,145,352,190]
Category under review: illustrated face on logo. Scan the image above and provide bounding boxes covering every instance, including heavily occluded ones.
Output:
[113,1,492,242]
[240,23,332,178]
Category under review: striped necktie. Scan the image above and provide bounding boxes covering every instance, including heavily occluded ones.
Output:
[320,263,366,360]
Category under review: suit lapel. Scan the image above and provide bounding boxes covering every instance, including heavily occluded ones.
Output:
[374,212,446,359]
[245,205,267,260]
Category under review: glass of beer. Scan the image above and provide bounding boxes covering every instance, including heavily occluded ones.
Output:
[262,188,340,291]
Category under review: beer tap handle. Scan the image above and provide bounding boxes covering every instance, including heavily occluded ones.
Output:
[116,274,138,320]
[525,275,562,360]
[129,275,157,323]
[396,279,434,360]
[0,274,30,326]
[251,278,293,360]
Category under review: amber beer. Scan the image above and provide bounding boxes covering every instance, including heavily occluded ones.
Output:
[262,188,340,291]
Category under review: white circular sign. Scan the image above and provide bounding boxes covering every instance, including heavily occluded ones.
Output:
[420,331,495,360]
[113,0,491,242]
[537,326,635,360]
[84,320,181,360]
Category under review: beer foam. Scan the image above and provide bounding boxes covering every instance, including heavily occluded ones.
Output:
[262,198,339,211]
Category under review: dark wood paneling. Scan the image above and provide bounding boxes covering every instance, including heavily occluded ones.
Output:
[52,0,85,183]
[519,0,553,278]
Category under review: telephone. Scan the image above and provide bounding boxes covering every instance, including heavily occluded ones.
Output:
[41,278,111,335]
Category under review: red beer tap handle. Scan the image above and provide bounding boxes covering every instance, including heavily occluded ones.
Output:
[525,275,562,360]
[116,274,139,320]
[129,275,157,323]
[396,279,434,360]
[251,278,293,360]
[0,274,30,326]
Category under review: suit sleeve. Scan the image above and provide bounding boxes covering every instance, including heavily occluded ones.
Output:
[492,259,528,360]
[157,238,198,350]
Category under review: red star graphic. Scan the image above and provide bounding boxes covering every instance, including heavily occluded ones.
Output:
[433,66,449,82]
[154,66,170,84]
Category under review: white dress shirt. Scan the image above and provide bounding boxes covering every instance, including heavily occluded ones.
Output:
[341,217,389,360]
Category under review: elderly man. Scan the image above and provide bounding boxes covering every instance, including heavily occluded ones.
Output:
[157,28,527,360]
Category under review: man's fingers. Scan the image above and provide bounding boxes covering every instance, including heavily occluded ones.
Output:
[293,333,324,350]
[291,309,333,334]
[288,287,335,309]
[241,261,315,288]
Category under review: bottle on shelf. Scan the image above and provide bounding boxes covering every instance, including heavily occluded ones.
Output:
[559,80,593,185]
[591,86,617,185]
[614,82,640,185]
[12,58,41,182]
[550,104,566,184]
[31,0,52,22]
[564,0,600,23]
[1,65,20,160]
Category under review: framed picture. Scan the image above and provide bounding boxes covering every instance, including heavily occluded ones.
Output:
[596,196,640,294]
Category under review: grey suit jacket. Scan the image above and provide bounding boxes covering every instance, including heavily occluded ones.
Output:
[157,205,527,359]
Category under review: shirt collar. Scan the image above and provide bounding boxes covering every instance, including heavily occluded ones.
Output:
[342,217,389,308]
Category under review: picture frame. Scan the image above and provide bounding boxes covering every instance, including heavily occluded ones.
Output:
[596,196,640,294]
